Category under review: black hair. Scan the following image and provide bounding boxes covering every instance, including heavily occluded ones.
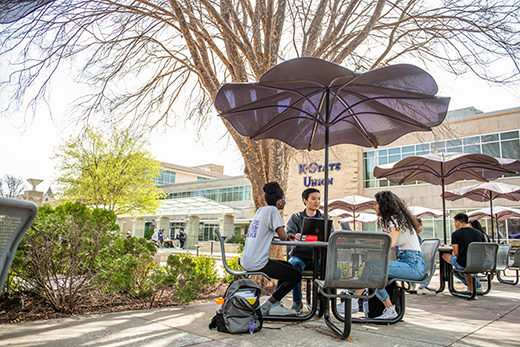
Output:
[454,213,469,224]
[417,217,422,225]
[470,220,484,232]
[375,191,419,234]
[302,188,320,202]
[263,181,284,206]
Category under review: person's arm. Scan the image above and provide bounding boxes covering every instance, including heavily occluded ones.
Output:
[452,244,459,257]
[276,226,288,241]
[388,226,400,248]
[285,214,300,240]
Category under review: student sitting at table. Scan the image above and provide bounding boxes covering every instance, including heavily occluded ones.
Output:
[286,187,334,315]
[240,181,302,316]
[350,191,426,319]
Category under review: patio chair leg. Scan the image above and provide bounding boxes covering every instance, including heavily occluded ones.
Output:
[497,270,520,285]
[324,297,352,339]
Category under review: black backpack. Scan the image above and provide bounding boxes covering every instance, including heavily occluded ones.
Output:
[365,282,401,318]
[209,278,263,334]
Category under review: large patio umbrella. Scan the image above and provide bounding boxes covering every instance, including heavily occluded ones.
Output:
[407,205,447,218]
[325,195,377,225]
[215,57,450,238]
[340,213,378,224]
[468,206,520,241]
[445,182,520,241]
[373,153,520,243]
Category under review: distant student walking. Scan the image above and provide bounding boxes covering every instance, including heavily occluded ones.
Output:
[240,182,302,316]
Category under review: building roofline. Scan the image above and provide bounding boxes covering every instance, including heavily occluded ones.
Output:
[159,161,229,178]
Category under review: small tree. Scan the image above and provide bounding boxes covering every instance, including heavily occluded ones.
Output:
[0,174,26,198]
[53,127,165,216]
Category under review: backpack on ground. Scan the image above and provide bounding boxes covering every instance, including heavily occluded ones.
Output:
[364,282,401,318]
[209,278,263,334]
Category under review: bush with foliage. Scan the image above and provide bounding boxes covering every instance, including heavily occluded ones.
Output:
[227,230,246,252]
[9,202,118,313]
[96,236,160,300]
[222,256,245,283]
[144,227,154,240]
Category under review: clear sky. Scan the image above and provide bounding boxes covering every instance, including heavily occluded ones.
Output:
[1,67,519,194]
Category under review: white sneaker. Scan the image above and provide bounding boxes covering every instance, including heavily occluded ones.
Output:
[416,287,436,296]
[375,306,398,320]
[337,299,359,314]
[266,302,297,316]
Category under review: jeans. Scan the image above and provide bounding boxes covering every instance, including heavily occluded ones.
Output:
[376,250,426,302]
[288,256,313,303]
[448,256,482,289]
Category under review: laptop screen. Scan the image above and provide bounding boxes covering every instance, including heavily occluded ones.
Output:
[302,217,333,242]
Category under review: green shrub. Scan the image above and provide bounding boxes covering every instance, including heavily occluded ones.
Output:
[9,202,117,312]
[96,237,160,299]
[227,230,245,253]
[223,256,245,283]
[163,252,220,304]
[144,227,154,240]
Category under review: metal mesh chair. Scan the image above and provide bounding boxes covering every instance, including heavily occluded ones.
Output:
[0,198,38,294]
[449,242,498,300]
[408,238,441,291]
[314,231,391,339]
[214,227,270,280]
[496,244,519,285]
[340,222,351,231]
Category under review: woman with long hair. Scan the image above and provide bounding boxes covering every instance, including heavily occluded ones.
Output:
[240,182,302,316]
[372,190,426,319]
[470,220,491,242]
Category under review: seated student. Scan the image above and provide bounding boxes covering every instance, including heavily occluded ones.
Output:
[340,191,426,319]
[286,187,334,314]
[470,220,491,242]
[442,213,486,293]
[240,182,302,316]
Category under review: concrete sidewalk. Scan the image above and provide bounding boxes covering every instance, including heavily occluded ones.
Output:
[1,277,519,347]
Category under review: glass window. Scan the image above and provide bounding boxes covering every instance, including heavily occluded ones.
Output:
[389,154,401,163]
[464,144,480,154]
[482,133,499,142]
[402,145,414,153]
[463,136,480,145]
[365,151,375,158]
[501,130,519,140]
[446,139,462,147]
[447,146,462,153]
[389,148,400,155]
[501,139,520,159]
[432,141,445,151]
[378,149,388,156]
[482,142,501,157]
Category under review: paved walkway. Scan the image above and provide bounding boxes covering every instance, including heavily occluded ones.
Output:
[2,274,519,347]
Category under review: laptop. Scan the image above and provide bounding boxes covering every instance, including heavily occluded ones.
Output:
[302,217,333,242]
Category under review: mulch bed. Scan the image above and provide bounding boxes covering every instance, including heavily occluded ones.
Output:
[0,281,276,325]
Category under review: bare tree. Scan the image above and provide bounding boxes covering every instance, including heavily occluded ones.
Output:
[1,0,519,208]
[0,174,27,198]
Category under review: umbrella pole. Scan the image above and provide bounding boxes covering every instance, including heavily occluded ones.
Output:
[490,192,495,242]
[324,88,330,240]
[441,171,447,245]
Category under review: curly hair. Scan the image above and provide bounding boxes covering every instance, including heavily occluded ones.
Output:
[375,191,419,234]
[263,181,284,206]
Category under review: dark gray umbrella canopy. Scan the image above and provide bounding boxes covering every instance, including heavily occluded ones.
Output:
[215,57,450,236]
[215,57,450,150]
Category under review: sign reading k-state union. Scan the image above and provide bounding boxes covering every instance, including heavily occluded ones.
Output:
[299,162,341,187]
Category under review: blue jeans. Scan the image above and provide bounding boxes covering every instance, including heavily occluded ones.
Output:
[376,250,426,301]
[449,256,482,289]
[288,256,313,302]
